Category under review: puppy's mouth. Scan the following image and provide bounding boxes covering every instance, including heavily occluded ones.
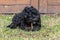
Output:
[25,22,33,30]
[27,22,31,27]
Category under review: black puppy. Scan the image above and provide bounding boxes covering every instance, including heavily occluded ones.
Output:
[7,6,41,31]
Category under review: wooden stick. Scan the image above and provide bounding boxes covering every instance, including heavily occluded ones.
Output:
[31,23,33,30]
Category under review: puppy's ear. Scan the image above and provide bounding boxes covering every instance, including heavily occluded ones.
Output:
[23,7,28,11]
[30,6,34,8]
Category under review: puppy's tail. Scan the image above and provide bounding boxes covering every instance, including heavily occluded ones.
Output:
[7,23,17,29]
[7,24,12,28]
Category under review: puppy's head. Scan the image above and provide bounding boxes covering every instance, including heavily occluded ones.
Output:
[23,6,31,13]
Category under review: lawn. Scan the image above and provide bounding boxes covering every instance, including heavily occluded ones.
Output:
[0,14,60,40]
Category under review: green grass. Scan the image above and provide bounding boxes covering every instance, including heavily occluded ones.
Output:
[0,14,60,40]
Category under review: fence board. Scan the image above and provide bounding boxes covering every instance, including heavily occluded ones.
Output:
[0,0,30,13]
[0,0,30,4]
[39,0,60,13]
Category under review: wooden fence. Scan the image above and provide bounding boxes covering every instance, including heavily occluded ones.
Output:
[0,0,60,13]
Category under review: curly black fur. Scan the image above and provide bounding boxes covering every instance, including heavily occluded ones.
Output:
[7,6,41,31]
